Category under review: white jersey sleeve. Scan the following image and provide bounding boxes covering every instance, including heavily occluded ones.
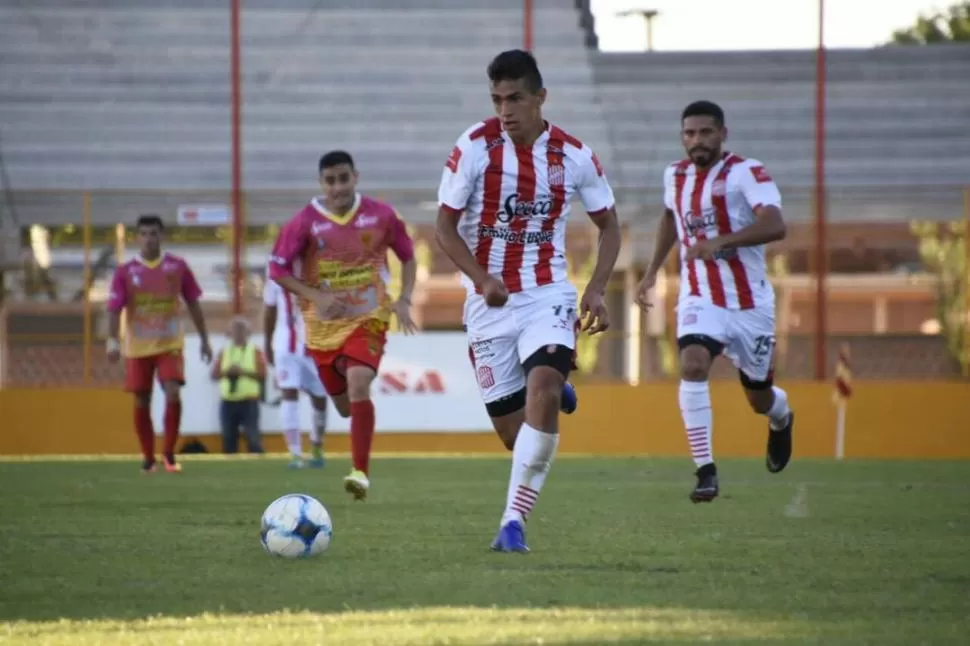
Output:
[262,276,281,308]
[437,127,480,212]
[576,148,614,215]
[736,158,782,210]
[662,163,677,211]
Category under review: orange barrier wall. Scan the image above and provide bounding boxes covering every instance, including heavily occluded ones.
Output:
[2,382,969,458]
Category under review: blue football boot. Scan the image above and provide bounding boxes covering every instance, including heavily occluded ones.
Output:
[490,520,529,553]
[560,381,578,415]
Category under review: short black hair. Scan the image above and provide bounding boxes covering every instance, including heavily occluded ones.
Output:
[319,150,355,173]
[682,101,725,127]
[136,214,164,230]
[487,49,543,94]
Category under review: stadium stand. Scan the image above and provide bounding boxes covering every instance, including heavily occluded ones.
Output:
[0,0,612,224]
[592,45,970,222]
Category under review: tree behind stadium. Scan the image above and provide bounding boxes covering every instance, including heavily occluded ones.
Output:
[890,1,970,44]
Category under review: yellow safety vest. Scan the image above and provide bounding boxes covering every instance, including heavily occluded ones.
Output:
[219,343,261,401]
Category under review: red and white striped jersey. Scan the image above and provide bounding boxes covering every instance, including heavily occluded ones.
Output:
[262,266,306,356]
[665,152,783,310]
[437,117,615,294]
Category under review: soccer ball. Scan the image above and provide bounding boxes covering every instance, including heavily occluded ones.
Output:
[260,494,333,558]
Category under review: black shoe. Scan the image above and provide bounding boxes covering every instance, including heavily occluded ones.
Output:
[766,411,794,474]
[690,463,719,503]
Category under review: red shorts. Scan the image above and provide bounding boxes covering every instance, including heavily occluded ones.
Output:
[125,350,185,393]
[307,322,387,396]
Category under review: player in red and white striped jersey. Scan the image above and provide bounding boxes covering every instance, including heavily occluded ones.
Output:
[436,50,622,553]
[637,101,795,503]
[262,268,329,469]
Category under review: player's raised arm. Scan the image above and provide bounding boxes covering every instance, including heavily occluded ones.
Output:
[714,162,786,250]
[180,263,211,363]
[261,276,279,366]
[434,135,494,291]
[105,265,129,362]
[577,150,622,334]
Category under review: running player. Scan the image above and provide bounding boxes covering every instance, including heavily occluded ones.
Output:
[263,270,329,469]
[436,50,622,552]
[106,214,213,473]
[636,100,795,503]
[269,150,417,500]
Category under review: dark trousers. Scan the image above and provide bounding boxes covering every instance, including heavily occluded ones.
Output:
[220,399,263,454]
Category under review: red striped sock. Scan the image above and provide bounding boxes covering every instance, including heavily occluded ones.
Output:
[502,423,559,526]
[679,380,714,468]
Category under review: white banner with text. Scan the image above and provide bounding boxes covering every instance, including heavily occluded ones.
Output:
[151,333,492,435]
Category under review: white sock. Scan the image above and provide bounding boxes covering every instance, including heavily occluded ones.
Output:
[280,400,302,457]
[767,386,792,430]
[312,407,327,445]
[680,380,714,468]
[501,423,559,527]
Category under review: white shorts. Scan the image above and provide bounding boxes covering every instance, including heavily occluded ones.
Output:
[273,351,326,398]
[464,282,579,404]
[676,296,776,384]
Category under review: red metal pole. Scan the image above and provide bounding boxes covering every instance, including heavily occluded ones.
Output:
[813,0,828,380]
[523,0,533,51]
[230,0,244,315]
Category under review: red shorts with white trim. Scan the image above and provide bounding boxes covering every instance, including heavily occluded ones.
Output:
[125,350,184,393]
[306,321,387,396]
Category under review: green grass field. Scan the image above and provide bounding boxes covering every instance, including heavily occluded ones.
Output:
[0,455,968,645]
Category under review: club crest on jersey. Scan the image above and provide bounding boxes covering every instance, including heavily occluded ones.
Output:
[359,231,375,248]
[547,164,565,188]
[711,179,727,197]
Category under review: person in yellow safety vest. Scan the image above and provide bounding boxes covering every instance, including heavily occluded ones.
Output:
[210,317,267,454]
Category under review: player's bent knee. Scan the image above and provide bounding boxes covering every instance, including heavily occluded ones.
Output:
[679,338,718,381]
[522,344,574,379]
[133,392,152,408]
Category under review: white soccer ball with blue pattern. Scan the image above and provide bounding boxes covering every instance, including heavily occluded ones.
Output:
[260,494,333,558]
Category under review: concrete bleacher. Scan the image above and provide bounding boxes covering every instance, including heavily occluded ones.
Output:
[0,0,613,225]
[591,45,970,222]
